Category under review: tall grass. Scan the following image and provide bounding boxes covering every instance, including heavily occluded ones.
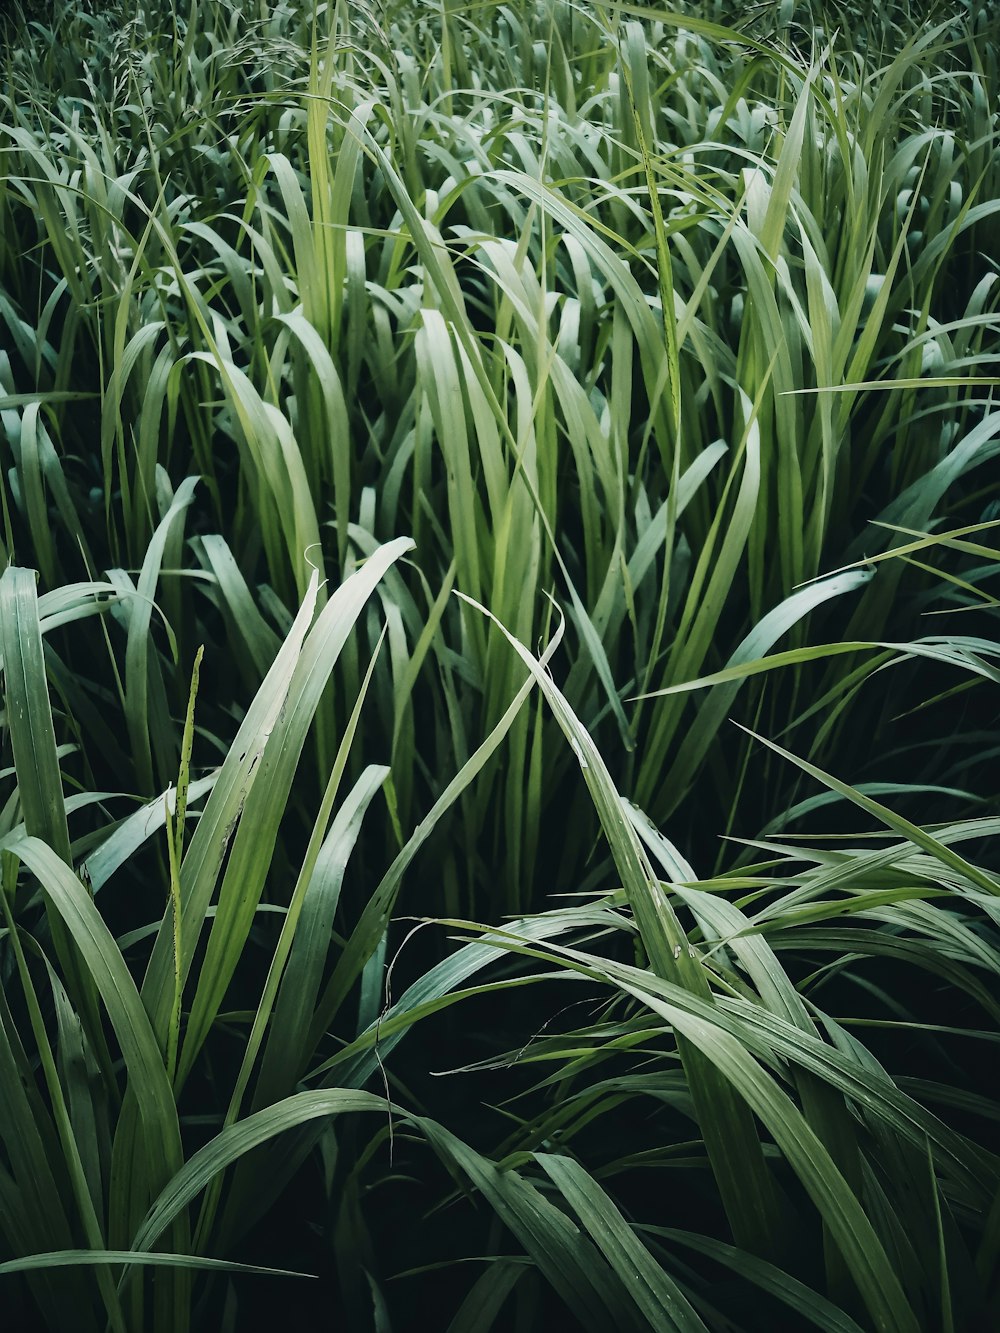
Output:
[1,0,998,1327]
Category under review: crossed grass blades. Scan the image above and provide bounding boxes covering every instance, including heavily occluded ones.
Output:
[1,0,999,1327]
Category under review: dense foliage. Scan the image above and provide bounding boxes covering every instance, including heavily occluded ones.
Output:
[1,0,998,1328]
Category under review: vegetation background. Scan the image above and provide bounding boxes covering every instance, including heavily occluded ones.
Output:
[0,0,998,1328]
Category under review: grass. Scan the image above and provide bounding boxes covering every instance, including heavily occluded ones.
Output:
[1,0,999,1327]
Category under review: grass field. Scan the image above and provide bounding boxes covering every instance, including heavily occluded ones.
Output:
[1,0,999,1327]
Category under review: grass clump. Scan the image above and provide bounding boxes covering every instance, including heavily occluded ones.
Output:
[1,0,999,1328]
